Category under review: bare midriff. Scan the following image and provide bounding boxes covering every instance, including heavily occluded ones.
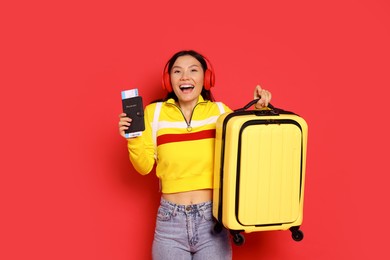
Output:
[162,189,213,205]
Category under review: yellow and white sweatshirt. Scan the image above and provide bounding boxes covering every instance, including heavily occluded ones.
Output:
[127,96,231,194]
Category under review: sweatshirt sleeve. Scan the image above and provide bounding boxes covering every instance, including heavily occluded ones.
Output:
[127,104,156,175]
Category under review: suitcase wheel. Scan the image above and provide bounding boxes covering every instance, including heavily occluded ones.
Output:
[213,222,223,234]
[290,227,304,242]
[230,231,245,246]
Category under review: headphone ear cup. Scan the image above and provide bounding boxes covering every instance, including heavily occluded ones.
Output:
[204,68,215,90]
[162,70,172,92]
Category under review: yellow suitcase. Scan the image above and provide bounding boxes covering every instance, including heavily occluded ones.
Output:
[213,100,308,245]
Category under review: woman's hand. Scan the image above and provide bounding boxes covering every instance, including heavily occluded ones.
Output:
[253,85,272,109]
[118,113,132,138]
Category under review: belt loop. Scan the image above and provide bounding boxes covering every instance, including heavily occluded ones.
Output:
[172,204,177,217]
[199,208,204,218]
[197,204,203,217]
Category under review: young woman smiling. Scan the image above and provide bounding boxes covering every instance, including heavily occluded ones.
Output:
[118,50,272,259]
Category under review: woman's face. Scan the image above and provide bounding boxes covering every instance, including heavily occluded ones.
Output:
[170,55,204,107]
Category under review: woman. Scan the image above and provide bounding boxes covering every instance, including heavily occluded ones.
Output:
[118,50,272,259]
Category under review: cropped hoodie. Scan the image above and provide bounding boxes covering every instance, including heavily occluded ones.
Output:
[127,96,231,193]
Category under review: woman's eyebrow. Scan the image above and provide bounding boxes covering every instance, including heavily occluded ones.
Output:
[172,64,201,69]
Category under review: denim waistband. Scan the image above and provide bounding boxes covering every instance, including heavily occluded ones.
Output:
[160,198,212,213]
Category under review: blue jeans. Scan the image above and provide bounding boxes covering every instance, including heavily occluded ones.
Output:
[152,198,232,260]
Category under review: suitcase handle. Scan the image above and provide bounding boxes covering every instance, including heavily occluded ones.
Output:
[235,99,275,112]
[235,99,296,116]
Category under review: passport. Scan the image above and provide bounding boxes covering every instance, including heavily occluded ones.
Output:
[121,90,145,138]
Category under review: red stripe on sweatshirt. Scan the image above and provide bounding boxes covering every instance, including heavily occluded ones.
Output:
[157,129,216,146]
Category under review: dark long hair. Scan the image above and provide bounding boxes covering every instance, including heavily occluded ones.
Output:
[160,50,215,102]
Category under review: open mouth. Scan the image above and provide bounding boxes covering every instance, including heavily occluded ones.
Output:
[179,84,194,93]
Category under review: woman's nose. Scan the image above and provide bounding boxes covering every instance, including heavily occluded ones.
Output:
[180,70,189,80]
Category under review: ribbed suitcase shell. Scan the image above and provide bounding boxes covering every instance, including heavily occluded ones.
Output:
[213,109,308,241]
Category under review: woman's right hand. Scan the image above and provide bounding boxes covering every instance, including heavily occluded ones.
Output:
[118,113,132,138]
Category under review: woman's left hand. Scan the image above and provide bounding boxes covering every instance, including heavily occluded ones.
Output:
[253,85,272,109]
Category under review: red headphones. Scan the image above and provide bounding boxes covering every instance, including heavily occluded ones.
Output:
[162,55,215,92]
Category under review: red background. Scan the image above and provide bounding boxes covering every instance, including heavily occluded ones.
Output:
[1,0,389,259]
